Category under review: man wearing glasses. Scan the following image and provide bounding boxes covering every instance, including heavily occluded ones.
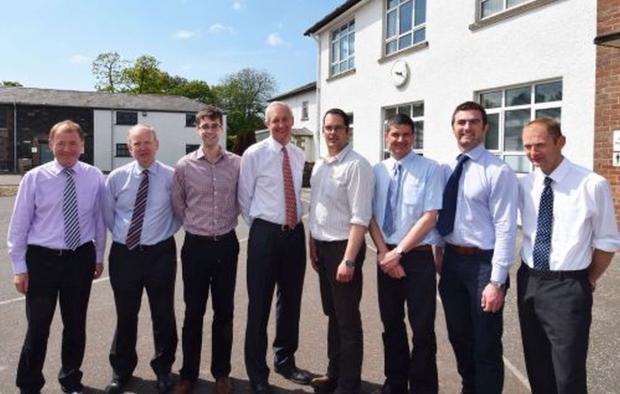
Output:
[172,106,241,394]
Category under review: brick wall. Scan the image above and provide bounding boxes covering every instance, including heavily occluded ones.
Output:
[595,0,620,221]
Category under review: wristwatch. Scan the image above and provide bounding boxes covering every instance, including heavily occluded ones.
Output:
[343,259,355,268]
[489,280,505,290]
[395,246,405,256]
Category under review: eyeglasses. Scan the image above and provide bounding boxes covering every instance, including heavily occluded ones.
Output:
[323,125,347,133]
[198,123,221,130]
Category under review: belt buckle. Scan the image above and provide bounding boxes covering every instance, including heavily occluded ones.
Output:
[212,235,220,242]
[55,248,64,256]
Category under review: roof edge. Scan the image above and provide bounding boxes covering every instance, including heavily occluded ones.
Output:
[269,81,316,102]
[304,0,362,36]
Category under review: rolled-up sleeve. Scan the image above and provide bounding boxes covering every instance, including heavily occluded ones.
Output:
[347,159,374,227]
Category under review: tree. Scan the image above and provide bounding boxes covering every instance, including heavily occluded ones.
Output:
[122,54,167,94]
[1,81,23,87]
[168,79,216,104]
[91,52,127,93]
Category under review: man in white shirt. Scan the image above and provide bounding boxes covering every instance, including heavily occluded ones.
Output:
[518,118,620,394]
[308,108,374,394]
[238,102,311,394]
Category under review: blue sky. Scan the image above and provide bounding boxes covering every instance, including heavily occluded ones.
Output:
[0,0,343,95]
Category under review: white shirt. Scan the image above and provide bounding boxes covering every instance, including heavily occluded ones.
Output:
[238,136,304,225]
[309,144,374,241]
[519,158,620,270]
[441,144,519,283]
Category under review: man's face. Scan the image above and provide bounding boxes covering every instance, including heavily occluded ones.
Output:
[452,109,488,152]
[385,123,413,160]
[128,127,159,168]
[196,116,222,149]
[522,123,565,174]
[322,113,349,154]
[49,127,83,168]
[266,104,293,145]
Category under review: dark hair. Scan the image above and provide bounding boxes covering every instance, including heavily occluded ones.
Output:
[323,108,349,128]
[386,113,415,133]
[195,105,223,126]
[49,120,85,141]
[526,118,563,139]
[451,101,488,126]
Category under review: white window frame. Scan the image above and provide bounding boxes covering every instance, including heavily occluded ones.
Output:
[477,79,562,173]
[330,20,355,77]
[301,101,309,121]
[479,0,532,19]
[384,0,426,56]
[382,101,424,159]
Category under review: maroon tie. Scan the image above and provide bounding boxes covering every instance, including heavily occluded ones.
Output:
[282,147,297,227]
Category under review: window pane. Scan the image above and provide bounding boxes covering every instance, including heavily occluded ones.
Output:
[349,33,355,55]
[331,42,338,62]
[485,113,500,150]
[481,0,502,18]
[398,33,412,49]
[506,86,531,106]
[535,81,562,103]
[480,91,502,108]
[504,109,529,151]
[340,38,349,61]
[385,108,397,121]
[535,108,561,122]
[348,58,355,69]
[413,121,424,149]
[413,28,425,44]
[412,102,424,117]
[504,155,530,173]
[399,1,413,33]
[397,105,411,115]
[387,0,399,10]
[507,0,528,8]
[387,10,397,38]
[386,40,397,54]
[414,0,426,25]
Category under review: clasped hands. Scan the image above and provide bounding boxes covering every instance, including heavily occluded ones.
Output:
[377,250,406,279]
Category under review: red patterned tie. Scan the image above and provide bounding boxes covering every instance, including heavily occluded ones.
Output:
[282,147,297,228]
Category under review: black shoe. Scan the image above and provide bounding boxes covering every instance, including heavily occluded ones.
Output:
[250,381,272,394]
[156,373,175,393]
[104,376,131,394]
[310,375,338,393]
[275,365,312,385]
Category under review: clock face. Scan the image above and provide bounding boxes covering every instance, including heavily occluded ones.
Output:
[391,60,409,87]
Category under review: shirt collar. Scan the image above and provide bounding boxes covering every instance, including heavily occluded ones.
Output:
[325,144,352,164]
[134,160,158,175]
[267,136,290,152]
[197,145,225,163]
[535,156,568,184]
[463,143,485,161]
[52,159,79,175]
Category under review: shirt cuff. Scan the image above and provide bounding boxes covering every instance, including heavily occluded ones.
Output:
[490,265,509,284]
[12,260,28,275]
[592,239,620,253]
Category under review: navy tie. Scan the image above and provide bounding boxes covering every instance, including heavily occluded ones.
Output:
[382,162,402,237]
[533,177,554,271]
[437,154,470,236]
[63,168,81,250]
[126,169,149,250]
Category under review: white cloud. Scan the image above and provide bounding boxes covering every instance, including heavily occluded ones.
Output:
[266,32,285,47]
[232,1,243,11]
[69,54,91,64]
[208,23,234,34]
[172,30,195,40]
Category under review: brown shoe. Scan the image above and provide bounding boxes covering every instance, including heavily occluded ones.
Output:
[172,379,194,394]
[215,377,233,394]
[310,375,337,393]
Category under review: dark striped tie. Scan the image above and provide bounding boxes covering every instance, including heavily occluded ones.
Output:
[63,168,81,250]
[533,176,554,271]
[437,154,470,236]
[282,147,297,228]
[126,169,149,250]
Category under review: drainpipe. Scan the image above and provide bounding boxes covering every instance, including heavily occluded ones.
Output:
[312,33,321,161]
[110,109,114,171]
[13,100,17,172]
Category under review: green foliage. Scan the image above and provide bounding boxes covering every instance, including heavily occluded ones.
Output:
[122,55,166,94]
[91,52,127,93]
[1,81,23,87]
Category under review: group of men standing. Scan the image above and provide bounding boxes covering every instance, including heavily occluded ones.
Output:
[7,99,620,394]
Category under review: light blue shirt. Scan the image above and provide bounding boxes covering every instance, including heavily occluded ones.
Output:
[441,143,518,283]
[373,151,443,246]
[104,160,180,245]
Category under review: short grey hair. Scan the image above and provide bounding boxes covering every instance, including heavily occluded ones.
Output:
[265,101,293,123]
[127,123,158,143]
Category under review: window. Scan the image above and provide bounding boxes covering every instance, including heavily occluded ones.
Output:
[382,101,424,158]
[330,20,355,76]
[385,0,426,56]
[478,79,562,173]
[116,111,137,125]
[186,113,196,127]
[115,143,130,157]
[480,0,530,19]
[347,112,354,146]
[0,109,7,128]
[301,101,309,121]
[186,144,200,154]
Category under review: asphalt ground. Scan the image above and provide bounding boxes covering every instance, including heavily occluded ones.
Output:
[0,191,618,393]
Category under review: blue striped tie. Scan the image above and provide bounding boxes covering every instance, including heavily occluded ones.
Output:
[382,162,402,237]
[533,176,554,271]
[126,169,149,250]
[63,168,81,250]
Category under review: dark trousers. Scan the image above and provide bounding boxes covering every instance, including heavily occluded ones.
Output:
[438,248,504,394]
[16,242,95,393]
[244,219,306,384]
[179,231,239,381]
[316,240,365,394]
[108,237,177,379]
[378,249,438,394]
[517,263,591,394]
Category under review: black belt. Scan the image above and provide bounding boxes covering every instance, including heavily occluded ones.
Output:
[116,236,173,252]
[30,241,92,256]
[186,230,235,242]
[521,262,588,280]
[446,243,490,256]
[254,218,300,232]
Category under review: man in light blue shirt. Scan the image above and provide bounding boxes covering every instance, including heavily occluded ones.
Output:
[102,124,180,394]
[369,113,443,394]
[436,102,518,394]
